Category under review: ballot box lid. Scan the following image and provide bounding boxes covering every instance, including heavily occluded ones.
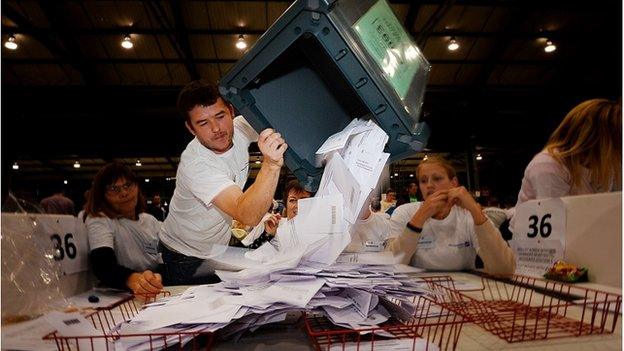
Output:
[219,0,431,191]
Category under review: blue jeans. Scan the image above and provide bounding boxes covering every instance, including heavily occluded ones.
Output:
[159,243,221,286]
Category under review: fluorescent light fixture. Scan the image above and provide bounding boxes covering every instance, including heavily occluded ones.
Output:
[235,35,247,50]
[447,37,459,51]
[544,40,556,53]
[121,35,133,49]
[5,35,17,50]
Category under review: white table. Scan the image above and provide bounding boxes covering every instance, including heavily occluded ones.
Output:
[4,272,619,351]
[216,271,622,350]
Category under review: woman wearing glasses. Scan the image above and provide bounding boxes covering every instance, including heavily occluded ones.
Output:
[85,163,164,295]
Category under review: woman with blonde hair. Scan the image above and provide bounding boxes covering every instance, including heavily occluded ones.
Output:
[386,156,516,275]
[515,98,621,207]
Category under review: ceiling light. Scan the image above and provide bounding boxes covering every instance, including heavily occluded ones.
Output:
[409,174,414,177]
[254,160,261,164]
[135,159,142,167]
[73,161,81,169]
[423,154,428,161]
[12,162,19,170]
[447,37,459,51]
[235,35,247,50]
[394,173,398,177]
[64,180,68,185]
[145,178,150,183]
[5,35,17,50]
[475,153,483,161]
[544,40,556,53]
[121,35,133,49]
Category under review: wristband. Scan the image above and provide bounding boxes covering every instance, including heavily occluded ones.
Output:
[406,222,422,233]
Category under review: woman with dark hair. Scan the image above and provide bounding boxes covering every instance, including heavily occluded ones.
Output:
[85,163,164,295]
[241,179,312,248]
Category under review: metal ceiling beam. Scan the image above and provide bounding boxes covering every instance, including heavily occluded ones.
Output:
[473,6,529,86]
[180,0,606,7]
[166,157,178,170]
[415,0,456,47]
[2,58,561,65]
[36,1,98,85]
[168,0,200,80]
[146,1,194,80]
[1,26,264,35]
[1,7,61,55]
[404,3,421,38]
[38,158,73,178]
[2,25,606,41]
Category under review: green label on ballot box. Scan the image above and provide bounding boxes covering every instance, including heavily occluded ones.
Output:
[353,0,420,100]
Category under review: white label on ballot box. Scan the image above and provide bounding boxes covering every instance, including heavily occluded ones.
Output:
[511,198,566,276]
[32,214,89,275]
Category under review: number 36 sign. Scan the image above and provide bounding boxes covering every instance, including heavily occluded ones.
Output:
[510,198,567,276]
[2,213,89,276]
[41,215,89,275]
[514,198,566,242]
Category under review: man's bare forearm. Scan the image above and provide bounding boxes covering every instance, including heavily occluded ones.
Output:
[234,162,281,226]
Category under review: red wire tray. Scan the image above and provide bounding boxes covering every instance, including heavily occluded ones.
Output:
[304,281,466,351]
[42,291,215,351]
[422,274,621,343]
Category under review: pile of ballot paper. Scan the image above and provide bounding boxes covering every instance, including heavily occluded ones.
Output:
[41,120,444,351]
[107,262,433,350]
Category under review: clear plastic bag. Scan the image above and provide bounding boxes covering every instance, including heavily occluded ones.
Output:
[1,193,69,323]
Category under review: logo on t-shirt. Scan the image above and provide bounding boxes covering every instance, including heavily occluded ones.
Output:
[448,241,470,248]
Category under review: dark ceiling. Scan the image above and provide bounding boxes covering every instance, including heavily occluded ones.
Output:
[1,0,622,201]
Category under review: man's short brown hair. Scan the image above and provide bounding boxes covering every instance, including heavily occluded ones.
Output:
[177,80,224,123]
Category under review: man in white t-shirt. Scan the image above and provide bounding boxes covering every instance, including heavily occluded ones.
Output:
[159,81,287,284]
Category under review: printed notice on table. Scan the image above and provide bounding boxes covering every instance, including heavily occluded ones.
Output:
[510,198,566,276]
[510,240,564,276]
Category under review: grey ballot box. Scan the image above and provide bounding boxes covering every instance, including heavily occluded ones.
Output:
[219,0,431,192]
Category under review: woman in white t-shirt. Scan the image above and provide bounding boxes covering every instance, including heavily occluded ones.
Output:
[515,99,621,208]
[387,157,516,275]
[85,163,164,295]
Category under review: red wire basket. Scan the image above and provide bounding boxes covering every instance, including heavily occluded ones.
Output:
[422,274,622,343]
[42,291,215,351]
[304,288,465,351]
